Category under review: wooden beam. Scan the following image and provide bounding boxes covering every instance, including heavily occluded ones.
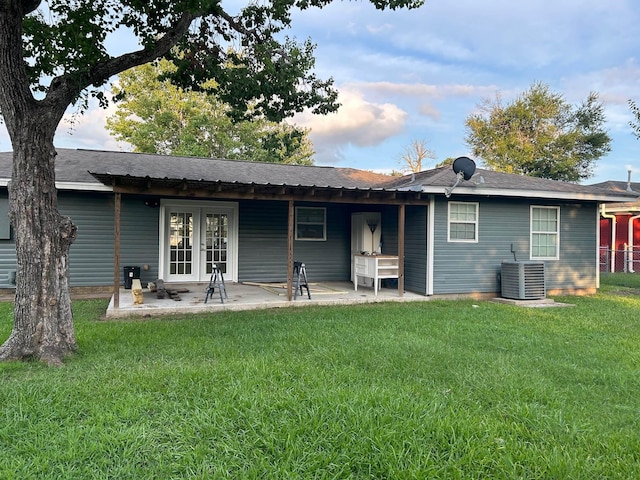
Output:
[113,192,121,309]
[110,184,430,205]
[287,200,294,301]
[398,204,405,298]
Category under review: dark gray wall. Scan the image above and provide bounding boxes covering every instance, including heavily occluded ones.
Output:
[0,191,160,288]
[404,205,428,295]
[65,193,160,287]
[0,193,14,287]
[0,190,599,295]
[432,197,598,295]
[238,200,352,283]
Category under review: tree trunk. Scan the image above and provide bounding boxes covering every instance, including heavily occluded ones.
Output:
[0,123,77,366]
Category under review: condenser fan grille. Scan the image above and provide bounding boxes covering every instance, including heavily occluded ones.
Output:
[501,261,545,300]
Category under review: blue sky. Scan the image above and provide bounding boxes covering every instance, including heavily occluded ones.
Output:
[2,0,639,184]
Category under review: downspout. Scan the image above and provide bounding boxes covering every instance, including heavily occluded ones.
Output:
[601,204,616,273]
[628,213,640,273]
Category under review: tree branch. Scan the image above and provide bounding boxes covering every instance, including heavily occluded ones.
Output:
[19,0,40,15]
[45,10,199,108]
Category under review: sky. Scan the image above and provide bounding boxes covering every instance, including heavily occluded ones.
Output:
[2,0,640,185]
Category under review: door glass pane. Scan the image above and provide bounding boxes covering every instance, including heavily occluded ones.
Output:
[169,211,193,277]
[205,213,228,275]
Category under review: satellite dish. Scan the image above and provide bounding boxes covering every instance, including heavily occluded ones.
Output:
[452,156,476,181]
[445,156,477,198]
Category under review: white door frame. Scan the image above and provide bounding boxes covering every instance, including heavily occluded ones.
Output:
[158,199,239,282]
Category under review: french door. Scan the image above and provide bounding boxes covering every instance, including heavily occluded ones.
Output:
[160,201,238,282]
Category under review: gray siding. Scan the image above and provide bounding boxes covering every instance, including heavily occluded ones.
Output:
[238,200,289,282]
[380,205,399,255]
[238,200,352,283]
[0,192,15,287]
[0,191,160,288]
[120,198,160,286]
[0,189,598,295]
[546,203,597,291]
[404,205,428,294]
[62,193,115,286]
[432,197,598,295]
[64,193,159,287]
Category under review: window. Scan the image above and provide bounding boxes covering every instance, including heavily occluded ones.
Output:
[531,206,559,260]
[295,207,326,241]
[448,202,478,242]
[0,197,10,240]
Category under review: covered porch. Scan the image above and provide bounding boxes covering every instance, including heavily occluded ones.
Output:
[106,281,430,318]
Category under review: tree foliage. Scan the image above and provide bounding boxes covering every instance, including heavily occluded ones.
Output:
[0,0,423,365]
[465,82,611,182]
[397,138,435,173]
[435,157,455,168]
[106,59,315,165]
[629,99,640,140]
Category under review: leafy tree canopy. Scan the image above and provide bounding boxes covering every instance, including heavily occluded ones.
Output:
[0,0,423,365]
[16,0,421,124]
[435,157,455,168]
[629,99,640,140]
[465,82,611,182]
[106,59,315,165]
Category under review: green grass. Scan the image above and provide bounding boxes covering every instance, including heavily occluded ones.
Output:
[1,275,640,479]
[600,271,640,290]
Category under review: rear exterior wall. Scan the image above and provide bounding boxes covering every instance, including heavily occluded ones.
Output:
[431,197,598,295]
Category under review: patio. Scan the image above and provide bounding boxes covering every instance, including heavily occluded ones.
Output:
[106,281,431,318]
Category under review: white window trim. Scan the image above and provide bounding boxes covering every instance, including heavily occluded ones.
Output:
[447,201,479,243]
[530,205,560,261]
[158,199,239,282]
[295,206,327,241]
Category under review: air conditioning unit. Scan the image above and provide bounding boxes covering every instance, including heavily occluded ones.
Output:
[501,261,545,300]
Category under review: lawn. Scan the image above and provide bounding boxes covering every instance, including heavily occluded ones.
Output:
[1,276,639,479]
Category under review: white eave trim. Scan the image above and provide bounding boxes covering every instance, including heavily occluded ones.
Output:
[55,181,113,192]
[0,178,113,192]
[419,185,639,203]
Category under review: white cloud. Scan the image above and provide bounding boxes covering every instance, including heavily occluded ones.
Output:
[293,87,407,164]
[2,94,130,153]
[55,96,132,151]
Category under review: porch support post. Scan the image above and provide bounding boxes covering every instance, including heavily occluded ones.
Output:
[287,199,294,301]
[113,192,121,309]
[398,204,405,297]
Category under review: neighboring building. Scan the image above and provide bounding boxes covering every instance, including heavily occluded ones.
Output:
[0,149,635,298]
[591,180,640,273]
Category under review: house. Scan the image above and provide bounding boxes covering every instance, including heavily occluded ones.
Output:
[0,149,635,306]
[591,179,640,273]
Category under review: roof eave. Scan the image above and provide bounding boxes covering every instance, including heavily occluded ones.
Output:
[419,185,639,202]
[0,178,111,192]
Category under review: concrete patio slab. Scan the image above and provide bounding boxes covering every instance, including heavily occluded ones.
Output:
[105,281,430,318]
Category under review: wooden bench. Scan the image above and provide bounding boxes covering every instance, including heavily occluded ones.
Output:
[131,278,144,305]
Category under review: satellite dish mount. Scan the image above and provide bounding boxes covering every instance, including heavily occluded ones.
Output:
[445,157,476,198]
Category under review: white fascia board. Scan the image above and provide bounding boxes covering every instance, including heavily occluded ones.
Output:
[55,182,113,192]
[419,185,639,203]
[0,178,112,192]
